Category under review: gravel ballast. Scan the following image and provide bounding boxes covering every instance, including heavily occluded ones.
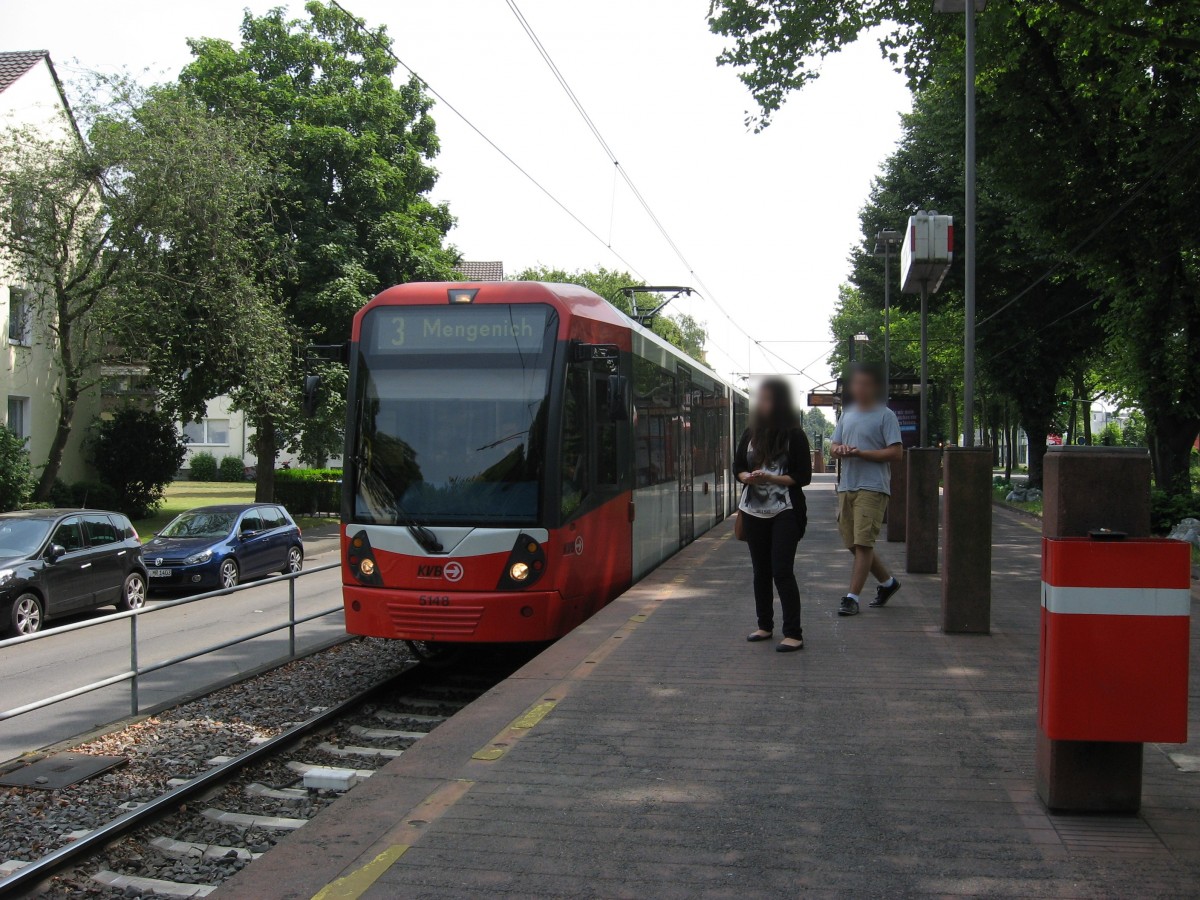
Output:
[0,637,414,897]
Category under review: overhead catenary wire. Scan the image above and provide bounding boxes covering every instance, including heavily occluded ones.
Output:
[987,296,1099,361]
[503,0,782,373]
[327,0,647,282]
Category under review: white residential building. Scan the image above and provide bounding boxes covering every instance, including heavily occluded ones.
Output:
[178,397,305,472]
[0,51,99,484]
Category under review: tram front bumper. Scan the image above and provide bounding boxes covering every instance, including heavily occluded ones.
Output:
[343,586,567,643]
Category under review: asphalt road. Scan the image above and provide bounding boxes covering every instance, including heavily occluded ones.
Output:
[0,536,347,764]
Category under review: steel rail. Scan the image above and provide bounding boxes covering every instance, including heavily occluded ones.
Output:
[0,661,422,898]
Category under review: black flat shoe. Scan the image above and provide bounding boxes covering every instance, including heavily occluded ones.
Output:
[746,631,773,642]
[776,639,804,652]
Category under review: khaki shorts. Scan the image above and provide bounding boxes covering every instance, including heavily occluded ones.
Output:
[838,490,888,549]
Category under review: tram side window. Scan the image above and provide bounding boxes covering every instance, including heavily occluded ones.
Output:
[633,356,677,489]
[561,365,591,518]
[594,375,619,486]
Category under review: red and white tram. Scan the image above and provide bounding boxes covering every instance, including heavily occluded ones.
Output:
[339,281,747,651]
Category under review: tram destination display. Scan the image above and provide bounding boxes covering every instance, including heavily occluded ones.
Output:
[368,305,551,354]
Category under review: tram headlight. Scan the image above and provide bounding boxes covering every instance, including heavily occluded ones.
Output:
[497,533,545,590]
[359,558,376,577]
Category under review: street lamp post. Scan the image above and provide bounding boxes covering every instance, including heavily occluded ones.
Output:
[873,229,901,403]
[934,0,986,447]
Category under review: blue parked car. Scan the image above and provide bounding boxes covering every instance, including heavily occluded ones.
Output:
[145,504,303,591]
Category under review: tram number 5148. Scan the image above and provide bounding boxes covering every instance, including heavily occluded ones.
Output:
[419,595,451,606]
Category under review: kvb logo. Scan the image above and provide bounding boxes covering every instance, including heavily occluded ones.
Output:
[443,560,464,583]
[416,563,443,579]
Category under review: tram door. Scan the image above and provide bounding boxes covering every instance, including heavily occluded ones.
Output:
[677,366,694,546]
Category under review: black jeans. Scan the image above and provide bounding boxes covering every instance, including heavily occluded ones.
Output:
[743,509,804,639]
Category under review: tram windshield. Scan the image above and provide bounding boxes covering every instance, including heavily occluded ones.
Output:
[352,304,557,525]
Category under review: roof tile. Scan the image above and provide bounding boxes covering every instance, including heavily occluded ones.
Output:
[0,51,48,95]
[456,261,504,282]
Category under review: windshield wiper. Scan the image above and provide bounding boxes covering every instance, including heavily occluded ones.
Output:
[474,430,529,452]
[355,394,443,554]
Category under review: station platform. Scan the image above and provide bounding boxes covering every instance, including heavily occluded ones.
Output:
[220,478,1200,898]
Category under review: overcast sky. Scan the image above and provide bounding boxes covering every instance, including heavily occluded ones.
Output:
[2,0,911,398]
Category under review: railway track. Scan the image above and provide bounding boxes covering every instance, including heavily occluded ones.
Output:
[0,641,532,899]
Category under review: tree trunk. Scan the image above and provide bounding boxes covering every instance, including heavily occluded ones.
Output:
[1002,404,1011,480]
[33,297,81,501]
[1026,424,1050,490]
[33,383,79,500]
[254,409,278,502]
[1078,372,1093,446]
[1005,418,1016,482]
[1147,412,1200,496]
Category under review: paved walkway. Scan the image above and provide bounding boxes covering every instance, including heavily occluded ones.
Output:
[223,480,1200,898]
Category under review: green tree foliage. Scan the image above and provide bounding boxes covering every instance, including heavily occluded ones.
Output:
[1098,421,1124,447]
[0,76,286,500]
[512,265,708,364]
[181,1,459,499]
[90,407,187,518]
[711,1,1200,490]
[0,431,32,513]
[803,406,834,439]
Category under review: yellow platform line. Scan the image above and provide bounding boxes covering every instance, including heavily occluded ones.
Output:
[472,699,559,760]
[311,524,732,898]
[311,845,408,900]
[311,779,474,898]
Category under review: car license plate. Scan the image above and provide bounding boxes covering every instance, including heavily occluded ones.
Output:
[147,568,172,578]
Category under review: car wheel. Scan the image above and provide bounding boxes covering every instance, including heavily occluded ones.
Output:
[283,545,304,575]
[219,558,240,590]
[9,593,44,636]
[119,572,147,611]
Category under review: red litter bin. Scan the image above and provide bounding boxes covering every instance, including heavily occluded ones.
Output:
[1040,536,1191,743]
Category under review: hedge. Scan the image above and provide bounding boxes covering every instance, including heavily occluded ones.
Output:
[274,468,342,516]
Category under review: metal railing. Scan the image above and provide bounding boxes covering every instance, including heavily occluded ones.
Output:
[0,561,342,723]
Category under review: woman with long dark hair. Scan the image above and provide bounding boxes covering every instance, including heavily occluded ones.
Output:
[734,378,812,651]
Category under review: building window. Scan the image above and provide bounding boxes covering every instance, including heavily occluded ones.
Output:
[7,289,31,346]
[101,366,154,397]
[6,396,30,440]
[183,418,230,446]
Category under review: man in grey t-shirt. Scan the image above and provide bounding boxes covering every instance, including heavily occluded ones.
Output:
[830,364,904,617]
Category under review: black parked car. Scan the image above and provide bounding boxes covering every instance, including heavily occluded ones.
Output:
[144,504,304,591]
[0,509,148,636]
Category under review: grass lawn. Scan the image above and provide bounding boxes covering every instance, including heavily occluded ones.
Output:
[133,481,256,538]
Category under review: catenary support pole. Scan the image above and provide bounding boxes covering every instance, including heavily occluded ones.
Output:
[963,1,977,447]
[884,245,891,402]
[919,281,930,447]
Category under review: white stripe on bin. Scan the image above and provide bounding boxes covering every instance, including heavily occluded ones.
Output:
[1040,583,1191,617]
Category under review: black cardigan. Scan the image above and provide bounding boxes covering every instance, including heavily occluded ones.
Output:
[734,427,813,515]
